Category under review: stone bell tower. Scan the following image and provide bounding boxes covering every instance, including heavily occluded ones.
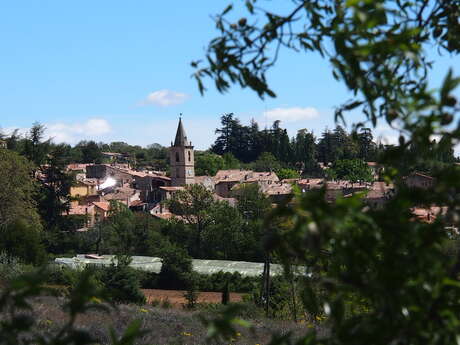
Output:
[170,118,195,186]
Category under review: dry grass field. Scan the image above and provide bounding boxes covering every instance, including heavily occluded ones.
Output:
[12,296,315,345]
[142,289,244,307]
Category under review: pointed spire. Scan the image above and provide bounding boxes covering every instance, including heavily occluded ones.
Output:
[173,117,189,146]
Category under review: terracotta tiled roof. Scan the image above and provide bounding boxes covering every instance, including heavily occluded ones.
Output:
[160,186,185,192]
[260,182,293,195]
[297,178,324,188]
[136,174,171,181]
[129,200,146,207]
[101,152,124,157]
[214,170,279,184]
[194,175,213,183]
[67,163,89,171]
[405,171,434,180]
[365,181,394,199]
[65,205,94,216]
[92,201,110,212]
[213,194,237,206]
[214,170,251,183]
[281,178,299,184]
[152,212,175,220]
[410,206,447,223]
[245,171,279,182]
[124,170,148,177]
[106,165,171,180]
[75,176,98,185]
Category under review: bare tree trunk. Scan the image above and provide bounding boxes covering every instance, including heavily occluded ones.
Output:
[260,260,267,306]
[290,273,298,323]
[265,254,271,317]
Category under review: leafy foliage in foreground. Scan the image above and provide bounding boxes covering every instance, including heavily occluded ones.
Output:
[193,0,460,344]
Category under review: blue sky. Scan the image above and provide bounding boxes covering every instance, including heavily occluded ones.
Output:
[1,1,459,150]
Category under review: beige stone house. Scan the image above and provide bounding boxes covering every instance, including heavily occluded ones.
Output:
[214,170,279,198]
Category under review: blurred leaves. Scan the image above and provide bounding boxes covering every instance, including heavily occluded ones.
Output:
[200,304,251,342]
[196,2,460,343]
[193,0,460,127]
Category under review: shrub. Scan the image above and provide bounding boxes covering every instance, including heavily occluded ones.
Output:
[196,271,258,293]
[221,281,230,305]
[161,298,172,309]
[46,264,79,286]
[0,220,47,265]
[183,285,199,309]
[137,271,159,289]
[0,252,32,286]
[158,244,193,290]
[100,256,146,304]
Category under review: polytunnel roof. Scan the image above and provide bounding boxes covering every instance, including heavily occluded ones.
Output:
[54,255,297,277]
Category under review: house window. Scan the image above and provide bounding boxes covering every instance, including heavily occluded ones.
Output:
[175,152,180,162]
[188,151,191,162]
[176,168,180,177]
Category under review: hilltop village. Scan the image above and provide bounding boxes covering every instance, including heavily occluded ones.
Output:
[60,118,442,229]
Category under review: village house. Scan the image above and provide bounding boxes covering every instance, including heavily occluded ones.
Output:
[66,163,90,174]
[103,185,141,206]
[65,204,95,229]
[363,181,394,209]
[403,171,435,190]
[101,152,132,165]
[214,170,279,198]
[0,139,7,149]
[93,201,111,223]
[70,177,98,200]
[86,164,134,186]
[296,178,324,192]
[133,173,171,203]
[259,181,293,203]
[410,206,448,223]
[194,175,215,191]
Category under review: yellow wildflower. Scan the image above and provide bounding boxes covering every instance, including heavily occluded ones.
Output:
[90,296,102,304]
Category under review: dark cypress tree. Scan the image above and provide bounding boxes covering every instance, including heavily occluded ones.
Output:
[222,281,230,305]
[37,144,74,229]
[212,113,240,156]
[317,129,333,164]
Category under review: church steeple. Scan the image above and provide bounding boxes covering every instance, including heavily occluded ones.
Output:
[173,117,190,147]
[170,117,195,186]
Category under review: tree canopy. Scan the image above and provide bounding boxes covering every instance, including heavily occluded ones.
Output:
[328,159,374,183]
[0,149,41,229]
